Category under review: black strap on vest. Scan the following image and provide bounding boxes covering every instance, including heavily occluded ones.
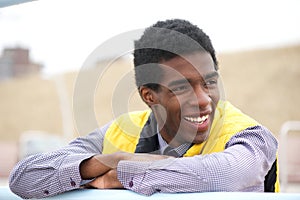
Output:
[135,134,160,154]
[135,113,160,154]
[264,159,277,192]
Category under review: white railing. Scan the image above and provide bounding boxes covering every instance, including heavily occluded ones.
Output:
[279,121,300,192]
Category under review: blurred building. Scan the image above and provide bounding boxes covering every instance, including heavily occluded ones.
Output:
[0,47,43,80]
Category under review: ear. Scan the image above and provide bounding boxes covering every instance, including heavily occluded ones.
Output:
[139,86,158,107]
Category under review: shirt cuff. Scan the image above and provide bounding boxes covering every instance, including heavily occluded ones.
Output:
[59,154,95,191]
[117,160,153,195]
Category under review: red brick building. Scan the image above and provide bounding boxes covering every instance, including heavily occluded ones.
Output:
[0,47,43,80]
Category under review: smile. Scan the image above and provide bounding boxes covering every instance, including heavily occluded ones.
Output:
[184,115,209,124]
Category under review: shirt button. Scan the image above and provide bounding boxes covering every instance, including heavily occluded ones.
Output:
[43,190,49,195]
[71,180,76,187]
[129,180,134,188]
[70,178,76,187]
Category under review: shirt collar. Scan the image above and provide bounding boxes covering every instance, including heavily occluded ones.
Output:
[156,125,192,157]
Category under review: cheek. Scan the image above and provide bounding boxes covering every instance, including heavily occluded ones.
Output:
[166,102,184,132]
[213,92,220,105]
[165,96,181,115]
[208,88,220,104]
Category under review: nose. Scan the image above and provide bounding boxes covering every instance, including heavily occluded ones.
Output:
[192,85,211,108]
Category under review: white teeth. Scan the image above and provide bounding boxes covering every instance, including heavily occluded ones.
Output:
[184,115,208,124]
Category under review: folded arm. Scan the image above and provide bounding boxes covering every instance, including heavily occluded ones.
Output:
[9,122,168,199]
[9,125,108,199]
[117,126,278,195]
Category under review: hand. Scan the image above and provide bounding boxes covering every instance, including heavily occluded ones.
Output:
[80,153,122,179]
[80,152,171,180]
[83,169,124,189]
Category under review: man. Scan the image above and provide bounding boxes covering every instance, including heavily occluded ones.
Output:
[9,19,279,199]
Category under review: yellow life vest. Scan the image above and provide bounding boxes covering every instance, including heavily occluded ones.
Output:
[102,100,279,192]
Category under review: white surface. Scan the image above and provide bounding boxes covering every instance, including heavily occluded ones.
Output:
[2,187,300,200]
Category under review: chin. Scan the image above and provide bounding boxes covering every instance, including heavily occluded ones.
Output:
[192,139,206,144]
[192,132,209,144]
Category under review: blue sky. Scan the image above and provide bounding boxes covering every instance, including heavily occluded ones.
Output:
[0,0,300,75]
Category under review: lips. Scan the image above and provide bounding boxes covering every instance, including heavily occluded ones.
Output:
[182,111,211,132]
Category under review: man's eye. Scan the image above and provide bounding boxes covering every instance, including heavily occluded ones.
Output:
[205,79,218,86]
[172,85,188,92]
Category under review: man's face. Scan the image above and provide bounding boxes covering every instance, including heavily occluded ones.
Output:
[151,51,220,147]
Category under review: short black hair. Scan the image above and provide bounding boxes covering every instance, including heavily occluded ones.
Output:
[134,19,218,90]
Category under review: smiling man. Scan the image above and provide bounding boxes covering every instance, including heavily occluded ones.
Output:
[151,52,219,147]
[9,19,279,199]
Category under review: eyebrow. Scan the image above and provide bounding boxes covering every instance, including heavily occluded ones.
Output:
[204,71,219,80]
[167,71,219,87]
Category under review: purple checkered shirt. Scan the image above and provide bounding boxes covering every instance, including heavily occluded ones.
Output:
[9,120,278,198]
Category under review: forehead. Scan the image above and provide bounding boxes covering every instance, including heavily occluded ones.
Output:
[158,52,215,84]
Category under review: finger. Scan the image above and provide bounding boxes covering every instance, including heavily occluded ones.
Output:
[85,177,105,189]
[84,170,124,189]
[103,170,124,189]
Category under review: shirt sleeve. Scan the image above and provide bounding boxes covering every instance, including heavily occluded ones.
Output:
[9,122,111,199]
[117,125,278,195]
